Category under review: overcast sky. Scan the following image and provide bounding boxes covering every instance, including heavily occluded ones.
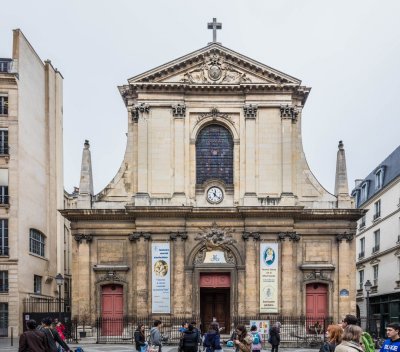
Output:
[1,0,399,195]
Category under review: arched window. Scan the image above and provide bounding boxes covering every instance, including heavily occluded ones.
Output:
[196,124,233,185]
[29,229,46,257]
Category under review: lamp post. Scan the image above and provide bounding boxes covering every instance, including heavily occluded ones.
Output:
[364,279,372,333]
[55,273,64,323]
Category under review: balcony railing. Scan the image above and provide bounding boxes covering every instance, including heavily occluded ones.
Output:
[358,251,365,259]
[372,245,380,253]
[0,247,9,256]
[0,146,9,155]
[0,195,9,205]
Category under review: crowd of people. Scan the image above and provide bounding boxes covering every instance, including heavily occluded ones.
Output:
[19,317,71,352]
[136,315,400,352]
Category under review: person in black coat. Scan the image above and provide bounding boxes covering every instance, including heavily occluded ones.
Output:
[203,323,221,352]
[182,324,200,352]
[268,322,281,352]
[37,317,70,352]
[134,324,147,352]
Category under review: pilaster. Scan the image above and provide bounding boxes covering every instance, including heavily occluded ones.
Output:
[170,232,187,314]
[243,232,260,315]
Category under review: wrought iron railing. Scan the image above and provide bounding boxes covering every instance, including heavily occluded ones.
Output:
[0,247,8,256]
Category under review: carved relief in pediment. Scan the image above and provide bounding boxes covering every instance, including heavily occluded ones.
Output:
[195,221,237,251]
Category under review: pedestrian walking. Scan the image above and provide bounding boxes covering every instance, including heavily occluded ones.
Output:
[55,319,66,341]
[233,325,253,352]
[379,323,400,352]
[334,325,363,352]
[37,317,70,352]
[134,324,148,352]
[19,319,48,352]
[268,322,281,352]
[319,324,343,352]
[203,322,222,352]
[250,325,263,352]
[149,320,163,352]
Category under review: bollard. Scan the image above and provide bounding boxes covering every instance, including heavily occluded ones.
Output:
[11,326,13,346]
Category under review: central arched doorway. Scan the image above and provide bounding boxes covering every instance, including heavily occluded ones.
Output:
[200,273,231,334]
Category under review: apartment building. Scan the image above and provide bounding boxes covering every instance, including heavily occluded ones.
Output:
[353,145,400,332]
[0,29,66,335]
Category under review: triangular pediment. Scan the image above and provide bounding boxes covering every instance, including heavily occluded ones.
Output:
[127,43,301,86]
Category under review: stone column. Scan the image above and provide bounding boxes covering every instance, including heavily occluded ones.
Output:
[280,105,298,203]
[172,105,185,196]
[130,232,150,315]
[170,232,187,314]
[336,233,355,318]
[73,234,93,316]
[244,105,257,197]
[243,232,260,315]
[278,232,300,315]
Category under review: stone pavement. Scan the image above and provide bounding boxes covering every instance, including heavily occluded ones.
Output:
[0,339,319,352]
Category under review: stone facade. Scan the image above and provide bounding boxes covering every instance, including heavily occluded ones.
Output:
[62,43,363,326]
[0,30,67,335]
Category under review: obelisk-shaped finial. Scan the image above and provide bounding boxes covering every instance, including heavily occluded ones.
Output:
[77,140,94,208]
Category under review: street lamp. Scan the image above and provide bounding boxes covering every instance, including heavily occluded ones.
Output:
[55,273,64,323]
[364,279,372,332]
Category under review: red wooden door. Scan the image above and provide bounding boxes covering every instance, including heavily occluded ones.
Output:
[101,285,123,336]
[306,283,328,331]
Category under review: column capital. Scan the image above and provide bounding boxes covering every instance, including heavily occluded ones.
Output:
[73,234,93,244]
[172,104,186,118]
[129,232,151,242]
[131,103,150,121]
[336,232,354,243]
[278,232,300,242]
[169,232,188,241]
[280,104,299,122]
[243,104,258,119]
[242,232,260,241]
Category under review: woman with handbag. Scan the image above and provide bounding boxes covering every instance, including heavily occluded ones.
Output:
[134,324,148,352]
[233,325,253,352]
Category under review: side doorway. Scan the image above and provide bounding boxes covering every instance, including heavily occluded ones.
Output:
[101,284,123,336]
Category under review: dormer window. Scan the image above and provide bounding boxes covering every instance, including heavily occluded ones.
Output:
[375,167,385,190]
[361,182,369,203]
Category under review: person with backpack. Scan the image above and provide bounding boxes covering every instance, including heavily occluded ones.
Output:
[181,324,200,352]
[319,324,343,352]
[250,325,262,352]
[19,319,48,352]
[379,323,400,352]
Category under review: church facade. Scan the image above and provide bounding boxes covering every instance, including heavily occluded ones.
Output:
[62,41,363,329]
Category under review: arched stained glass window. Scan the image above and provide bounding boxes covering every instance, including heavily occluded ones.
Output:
[196,124,233,185]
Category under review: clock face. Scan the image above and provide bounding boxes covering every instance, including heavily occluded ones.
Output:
[207,187,223,204]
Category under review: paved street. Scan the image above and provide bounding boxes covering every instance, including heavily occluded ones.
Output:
[0,340,321,352]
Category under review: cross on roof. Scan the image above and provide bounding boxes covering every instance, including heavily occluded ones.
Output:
[207,18,222,44]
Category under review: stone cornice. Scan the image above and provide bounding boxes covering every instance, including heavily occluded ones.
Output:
[61,206,364,222]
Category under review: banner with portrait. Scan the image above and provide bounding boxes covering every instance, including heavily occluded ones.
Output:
[152,242,170,313]
[260,243,278,313]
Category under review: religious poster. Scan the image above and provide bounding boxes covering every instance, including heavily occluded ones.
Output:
[260,243,279,313]
[152,242,170,313]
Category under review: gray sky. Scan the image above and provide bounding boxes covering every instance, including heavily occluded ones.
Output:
[1,0,399,195]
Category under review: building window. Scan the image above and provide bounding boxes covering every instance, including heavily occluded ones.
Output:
[0,219,8,256]
[0,60,11,73]
[29,229,45,257]
[0,186,8,205]
[373,230,380,253]
[361,183,368,202]
[0,130,8,155]
[196,124,233,185]
[359,270,364,290]
[373,200,381,220]
[375,169,384,190]
[373,265,379,286]
[0,303,8,337]
[359,215,366,229]
[33,275,42,294]
[359,237,365,259]
[0,96,8,115]
[0,271,8,292]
